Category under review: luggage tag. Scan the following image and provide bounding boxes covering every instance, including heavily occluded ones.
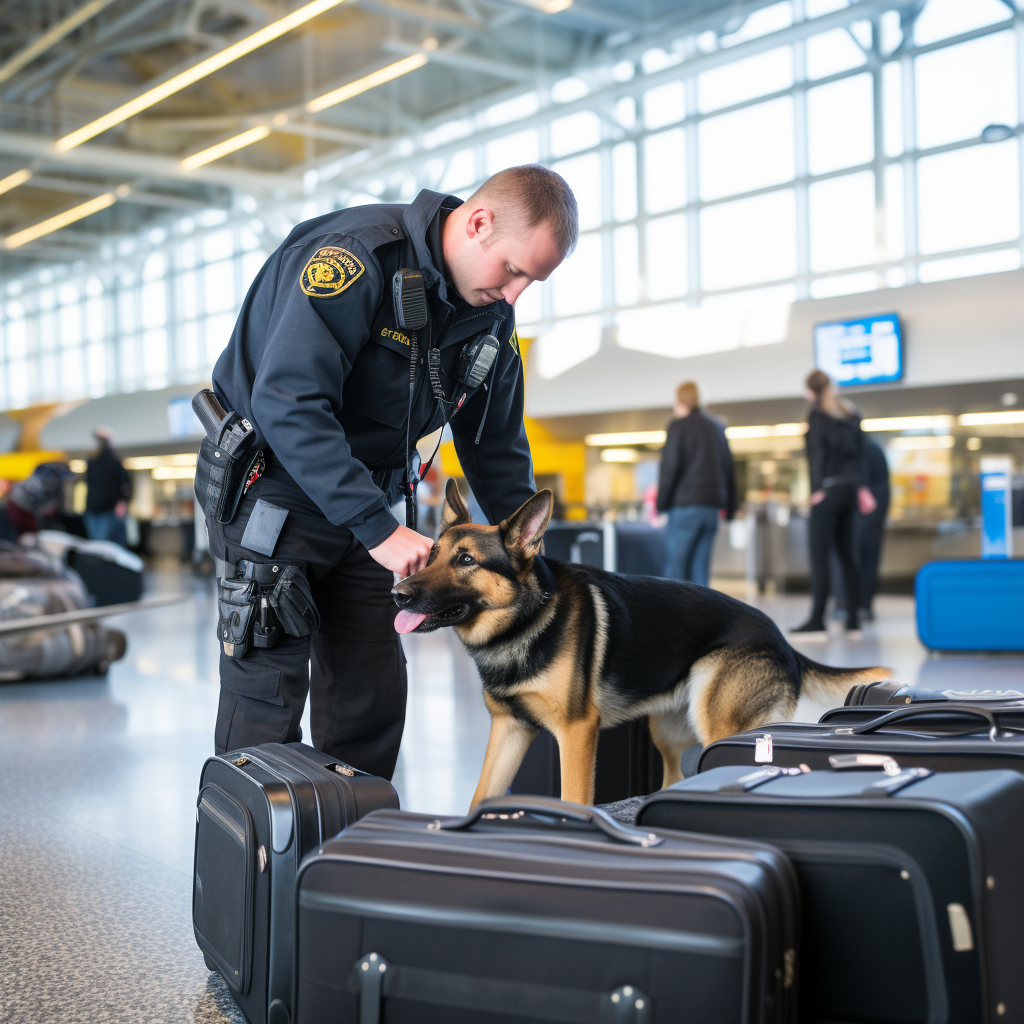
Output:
[240,499,289,556]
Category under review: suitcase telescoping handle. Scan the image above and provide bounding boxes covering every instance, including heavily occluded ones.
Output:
[835,703,1004,741]
[439,796,664,847]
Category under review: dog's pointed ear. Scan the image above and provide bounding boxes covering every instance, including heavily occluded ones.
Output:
[439,477,472,535]
[501,490,553,560]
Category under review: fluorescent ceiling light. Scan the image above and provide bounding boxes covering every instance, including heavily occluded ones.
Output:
[56,0,346,151]
[0,168,32,195]
[4,192,116,249]
[725,423,806,439]
[584,430,666,447]
[861,415,954,432]
[152,465,197,480]
[124,453,198,470]
[601,448,640,463]
[182,125,271,169]
[306,54,428,114]
[889,435,954,450]
[958,411,1024,426]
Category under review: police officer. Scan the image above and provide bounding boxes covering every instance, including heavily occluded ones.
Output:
[206,164,578,779]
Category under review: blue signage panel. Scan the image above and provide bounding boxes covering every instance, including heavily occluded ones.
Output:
[981,457,1013,559]
[813,313,903,387]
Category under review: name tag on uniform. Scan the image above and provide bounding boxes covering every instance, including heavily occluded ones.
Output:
[240,499,289,556]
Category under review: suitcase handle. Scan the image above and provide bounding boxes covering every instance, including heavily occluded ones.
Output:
[439,796,664,847]
[842,703,1001,741]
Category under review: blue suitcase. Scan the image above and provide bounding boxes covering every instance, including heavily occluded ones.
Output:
[915,559,1024,651]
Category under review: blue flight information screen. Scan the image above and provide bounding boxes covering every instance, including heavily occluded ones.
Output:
[813,313,903,386]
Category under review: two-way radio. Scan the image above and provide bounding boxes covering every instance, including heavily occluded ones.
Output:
[391,268,503,532]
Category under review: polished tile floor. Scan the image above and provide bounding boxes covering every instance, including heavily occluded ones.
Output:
[2,568,1022,1023]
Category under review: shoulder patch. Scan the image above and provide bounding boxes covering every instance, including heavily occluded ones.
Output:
[300,246,365,298]
[508,325,520,357]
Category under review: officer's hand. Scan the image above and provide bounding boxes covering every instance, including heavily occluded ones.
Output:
[369,525,434,577]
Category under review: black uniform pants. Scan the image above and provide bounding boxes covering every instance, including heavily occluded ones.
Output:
[808,484,860,629]
[208,491,407,780]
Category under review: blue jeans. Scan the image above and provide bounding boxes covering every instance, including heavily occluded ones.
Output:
[84,511,127,547]
[664,505,720,587]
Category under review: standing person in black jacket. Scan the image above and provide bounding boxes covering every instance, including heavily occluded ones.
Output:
[84,428,132,547]
[206,166,577,779]
[657,381,736,587]
[791,370,876,639]
[856,439,890,621]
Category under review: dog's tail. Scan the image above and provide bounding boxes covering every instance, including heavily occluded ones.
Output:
[793,651,894,719]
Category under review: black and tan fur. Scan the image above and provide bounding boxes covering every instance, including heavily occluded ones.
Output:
[393,481,893,809]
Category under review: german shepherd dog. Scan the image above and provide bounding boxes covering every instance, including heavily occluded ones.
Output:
[393,481,893,809]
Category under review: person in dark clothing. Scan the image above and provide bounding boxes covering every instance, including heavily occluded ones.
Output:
[791,370,877,639]
[855,439,890,621]
[207,165,577,779]
[657,381,736,587]
[84,428,132,547]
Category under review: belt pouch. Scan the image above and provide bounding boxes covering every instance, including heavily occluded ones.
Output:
[196,437,261,524]
[217,574,258,658]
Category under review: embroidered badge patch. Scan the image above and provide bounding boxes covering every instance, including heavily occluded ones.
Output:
[299,246,365,297]
[508,325,520,357]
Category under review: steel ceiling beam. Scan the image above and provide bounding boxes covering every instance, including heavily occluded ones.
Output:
[0,129,300,193]
[382,39,537,81]
[0,0,120,87]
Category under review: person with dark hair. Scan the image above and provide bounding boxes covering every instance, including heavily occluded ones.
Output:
[206,165,578,777]
[84,427,132,547]
[791,370,876,639]
[657,381,736,587]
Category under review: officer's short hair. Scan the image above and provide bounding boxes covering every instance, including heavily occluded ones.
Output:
[472,165,579,257]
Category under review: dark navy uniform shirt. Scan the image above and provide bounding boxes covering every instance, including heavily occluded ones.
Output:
[212,189,535,549]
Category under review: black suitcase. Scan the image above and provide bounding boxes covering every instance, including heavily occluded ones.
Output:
[510,719,663,803]
[638,764,1024,1024]
[295,795,800,1024]
[698,703,1024,776]
[844,679,1024,707]
[193,742,399,1024]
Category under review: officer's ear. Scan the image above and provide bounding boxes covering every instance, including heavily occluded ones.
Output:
[439,478,472,536]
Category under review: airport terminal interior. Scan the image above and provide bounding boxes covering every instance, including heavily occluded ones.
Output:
[2,0,1024,1021]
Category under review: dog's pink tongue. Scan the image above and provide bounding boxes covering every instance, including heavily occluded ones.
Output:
[394,610,428,634]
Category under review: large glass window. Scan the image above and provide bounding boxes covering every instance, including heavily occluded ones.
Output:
[644,129,686,213]
[699,97,794,200]
[646,214,688,300]
[808,171,876,271]
[915,32,1017,150]
[697,47,792,112]
[806,74,873,174]
[700,190,797,291]
[917,141,1020,254]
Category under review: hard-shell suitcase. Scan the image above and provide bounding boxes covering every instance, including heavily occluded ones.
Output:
[915,559,1024,651]
[844,679,1024,708]
[193,742,399,1024]
[510,718,663,803]
[294,795,800,1024]
[823,682,1024,729]
[638,764,1024,1024]
[698,703,1024,777]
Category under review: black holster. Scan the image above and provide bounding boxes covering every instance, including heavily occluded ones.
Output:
[192,388,263,525]
[217,560,320,659]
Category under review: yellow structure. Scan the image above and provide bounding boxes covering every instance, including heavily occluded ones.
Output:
[438,336,586,510]
[0,451,68,481]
